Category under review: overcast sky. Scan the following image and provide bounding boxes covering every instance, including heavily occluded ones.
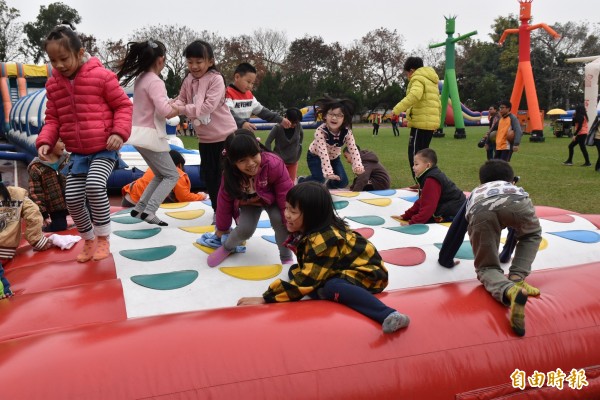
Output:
[12,0,600,52]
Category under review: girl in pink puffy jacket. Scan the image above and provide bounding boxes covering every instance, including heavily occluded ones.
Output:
[36,22,132,263]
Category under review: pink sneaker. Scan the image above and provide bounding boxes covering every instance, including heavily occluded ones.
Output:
[207,246,233,267]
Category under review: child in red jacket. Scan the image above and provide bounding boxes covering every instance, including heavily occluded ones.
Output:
[36,23,132,262]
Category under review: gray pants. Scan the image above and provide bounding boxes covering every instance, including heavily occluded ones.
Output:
[134,147,179,216]
[467,196,542,305]
[224,204,292,261]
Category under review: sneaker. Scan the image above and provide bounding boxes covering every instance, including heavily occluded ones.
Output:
[207,246,233,267]
[562,161,573,166]
[382,311,410,333]
[582,162,592,167]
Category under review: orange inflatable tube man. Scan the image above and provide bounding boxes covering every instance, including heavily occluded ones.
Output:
[499,0,560,142]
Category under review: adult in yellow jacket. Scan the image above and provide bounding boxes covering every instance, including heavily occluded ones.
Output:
[393,57,441,179]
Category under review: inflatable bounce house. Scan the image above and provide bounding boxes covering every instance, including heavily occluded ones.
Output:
[251,105,320,130]
[1,188,599,398]
[438,81,483,127]
[0,62,202,189]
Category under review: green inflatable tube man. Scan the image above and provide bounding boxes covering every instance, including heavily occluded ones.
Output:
[429,16,476,139]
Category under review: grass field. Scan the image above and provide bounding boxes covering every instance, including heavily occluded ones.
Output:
[180,123,600,214]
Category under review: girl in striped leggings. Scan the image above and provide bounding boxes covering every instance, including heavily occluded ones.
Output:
[36,22,132,262]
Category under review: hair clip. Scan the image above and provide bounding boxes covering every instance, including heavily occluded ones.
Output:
[221,149,227,156]
[147,40,158,49]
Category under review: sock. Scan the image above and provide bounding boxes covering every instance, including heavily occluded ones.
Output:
[382,311,411,333]
[506,285,528,336]
[92,236,111,261]
[130,209,140,218]
[140,212,168,226]
[77,239,96,263]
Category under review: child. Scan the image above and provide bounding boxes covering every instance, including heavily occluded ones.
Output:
[393,148,465,225]
[122,150,208,207]
[237,181,410,334]
[495,100,522,162]
[390,113,400,137]
[297,97,364,189]
[27,138,69,232]
[466,159,542,336]
[343,145,391,191]
[171,40,237,219]
[1,181,52,298]
[36,23,132,262]
[372,113,381,136]
[206,129,293,267]
[563,105,591,166]
[264,107,304,182]
[225,62,291,132]
[116,39,181,226]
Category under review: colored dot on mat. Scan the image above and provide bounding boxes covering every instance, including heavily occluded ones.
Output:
[119,245,177,261]
[111,216,143,224]
[548,230,600,244]
[165,209,205,220]
[385,224,429,235]
[433,242,474,260]
[354,227,374,239]
[159,202,190,209]
[333,200,349,210]
[379,247,426,266]
[192,242,215,254]
[346,215,386,226]
[131,270,198,290]
[113,228,162,239]
[219,264,283,281]
[262,235,277,244]
[179,226,214,234]
[360,198,392,207]
[367,189,396,196]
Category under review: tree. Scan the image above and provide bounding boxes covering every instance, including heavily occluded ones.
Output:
[250,28,288,72]
[129,24,204,97]
[253,71,283,110]
[0,0,23,62]
[455,39,507,110]
[219,35,260,84]
[22,2,81,63]
[358,28,406,92]
[96,39,127,72]
[531,21,600,110]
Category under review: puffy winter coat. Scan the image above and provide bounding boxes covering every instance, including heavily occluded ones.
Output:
[37,56,132,154]
[393,67,441,130]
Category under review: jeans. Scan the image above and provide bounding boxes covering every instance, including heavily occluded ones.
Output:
[301,152,348,189]
[313,277,396,324]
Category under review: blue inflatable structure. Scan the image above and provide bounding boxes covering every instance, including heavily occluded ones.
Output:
[250,106,321,130]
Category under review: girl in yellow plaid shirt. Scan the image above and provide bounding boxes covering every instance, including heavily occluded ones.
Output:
[238,181,410,334]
